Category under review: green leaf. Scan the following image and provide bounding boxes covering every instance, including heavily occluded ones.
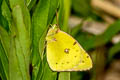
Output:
[27,0,37,10]
[31,0,58,79]
[0,26,10,58]
[24,0,31,6]
[39,55,57,80]
[41,64,57,80]
[32,0,50,66]
[108,42,120,61]
[72,0,92,17]
[31,0,50,79]
[58,0,71,32]
[9,37,23,80]
[9,0,31,34]
[1,0,12,27]
[9,5,31,80]
[0,0,9,31]
[0,59,7,80]
[71,72,83,80]
[0,41,8,80]
[58,72,70,80]
[0,14,9,31]
[47,0,59,24]
[35,29,48,80]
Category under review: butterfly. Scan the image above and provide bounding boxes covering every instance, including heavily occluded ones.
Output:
[46,24,92,71]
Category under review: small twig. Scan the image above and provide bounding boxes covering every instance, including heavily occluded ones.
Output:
[91,0,120,18]
[100,13,115,24]
[95,11,115,24]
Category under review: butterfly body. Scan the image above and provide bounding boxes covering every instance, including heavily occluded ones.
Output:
[46,25,92,71]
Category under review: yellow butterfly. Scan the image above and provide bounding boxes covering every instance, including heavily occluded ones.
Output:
[46,24,92,71]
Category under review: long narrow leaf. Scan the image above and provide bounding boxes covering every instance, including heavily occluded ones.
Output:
[11,5,31,80]
[31,0,50,79]
[0,26,10,58]
[108,42,120,61]
[0,58,7,80]
[9,36,23,80]
[32,0,58,80]
[9,0,31,34]
[0,41,8,80]
[59,72,70,80]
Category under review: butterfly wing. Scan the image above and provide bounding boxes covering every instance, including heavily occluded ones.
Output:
[71,51,92,71]
[46,30,92,71]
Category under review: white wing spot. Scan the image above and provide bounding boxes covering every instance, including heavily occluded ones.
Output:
[64,48,70,54]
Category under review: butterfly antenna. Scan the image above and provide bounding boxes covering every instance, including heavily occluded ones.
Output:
[56,11,59,28]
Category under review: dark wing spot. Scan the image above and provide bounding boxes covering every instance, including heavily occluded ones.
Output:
[76,50,79,52]
[62,63,64,64]
[67,62,69,64]
[56,63,58,64]
[74,56,77,58]
[73,41,77,45]
[82,61,84,63]
[87,56,89,58]
[64,48,70,54]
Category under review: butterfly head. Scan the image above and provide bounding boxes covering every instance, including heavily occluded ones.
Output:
[46,24,59,42]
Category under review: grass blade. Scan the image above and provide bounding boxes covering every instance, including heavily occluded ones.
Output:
[108,42,120,61]
[10,5,31,80]
[0,26,10,58]
[0,41,8,80]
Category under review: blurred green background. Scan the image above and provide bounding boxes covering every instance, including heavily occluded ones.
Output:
[0,0,120,80]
